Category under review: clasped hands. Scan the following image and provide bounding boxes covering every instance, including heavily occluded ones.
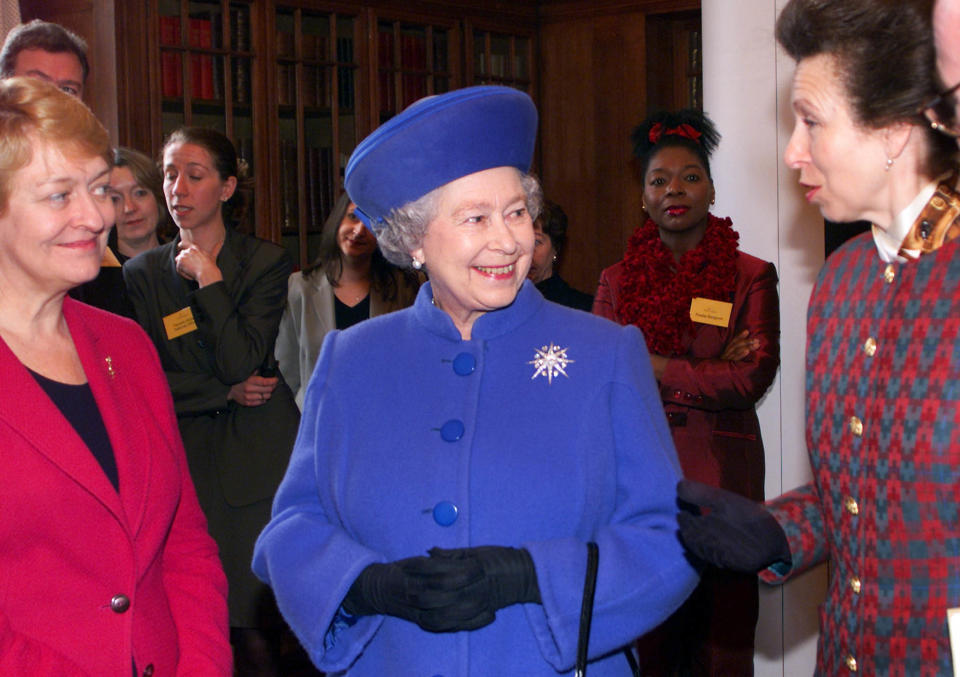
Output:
[227,371,278,407]
[343,546,540,633]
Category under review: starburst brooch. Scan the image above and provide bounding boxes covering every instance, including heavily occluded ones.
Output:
[528,343,574,384]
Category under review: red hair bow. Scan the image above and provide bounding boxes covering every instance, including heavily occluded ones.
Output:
[648,122,702,144]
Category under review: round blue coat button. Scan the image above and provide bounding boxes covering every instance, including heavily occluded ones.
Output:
[452,352,476,375]
[433,501,459,526]
[440,419,465,442]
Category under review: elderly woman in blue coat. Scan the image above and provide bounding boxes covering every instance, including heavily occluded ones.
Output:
[253,86,698,676]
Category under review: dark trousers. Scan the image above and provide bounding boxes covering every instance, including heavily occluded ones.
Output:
[636,567,759,676]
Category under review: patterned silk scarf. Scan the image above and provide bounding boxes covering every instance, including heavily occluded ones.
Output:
[899,171,960,258]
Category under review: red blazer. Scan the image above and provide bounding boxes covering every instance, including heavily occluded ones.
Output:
[0,299,231,676]
[594,251,780,499]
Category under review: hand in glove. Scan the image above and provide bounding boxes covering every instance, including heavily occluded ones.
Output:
[428,546,541,611]
[342,553,492,632]
[676,479,791,573]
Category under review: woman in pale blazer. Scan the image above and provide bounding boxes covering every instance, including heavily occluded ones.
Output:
[276,193,421,408]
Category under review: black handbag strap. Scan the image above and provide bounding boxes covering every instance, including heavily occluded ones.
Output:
[574,542,641,677]
[575,542,599,677]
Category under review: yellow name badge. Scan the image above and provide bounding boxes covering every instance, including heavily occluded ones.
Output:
[689,297,733,328]
[163,307,198,340]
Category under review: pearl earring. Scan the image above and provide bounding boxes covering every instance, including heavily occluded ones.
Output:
[412,259,423,270]
[884,156,895,172]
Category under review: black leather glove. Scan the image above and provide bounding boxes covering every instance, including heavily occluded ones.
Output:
[428,546,541,611]
[342,554,493,632]
[676,479,791,573]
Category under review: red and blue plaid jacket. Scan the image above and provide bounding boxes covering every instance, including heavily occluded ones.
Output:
[761,226,960,676]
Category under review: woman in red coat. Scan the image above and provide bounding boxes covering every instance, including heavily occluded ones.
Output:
[593,109,780,676]
[0,78,231,675]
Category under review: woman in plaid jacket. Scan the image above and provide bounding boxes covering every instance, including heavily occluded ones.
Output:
[677,0,960,674]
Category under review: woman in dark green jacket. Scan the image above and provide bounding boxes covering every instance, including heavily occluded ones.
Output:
[123,127,299,672]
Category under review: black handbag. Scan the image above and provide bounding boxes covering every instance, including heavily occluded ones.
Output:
[574,542,641,677]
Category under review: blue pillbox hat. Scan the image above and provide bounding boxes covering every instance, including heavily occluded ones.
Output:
[344,85,538,229]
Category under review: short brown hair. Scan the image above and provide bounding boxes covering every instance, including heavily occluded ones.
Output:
[0,19,89,82]
[113,146,174,242]
[0,76,110,213]
[776,0,955,175]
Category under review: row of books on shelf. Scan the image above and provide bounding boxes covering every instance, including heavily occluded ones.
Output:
[475,53,513,79]
[378,30,434,70]
[276,37,354,109]
[279,142,336,234]
[379,72,432,114]
[277,64,330,108]
[159,10,250,102]
[159,8,251,51]
[159,52,252,103]
[276,31,328,61]
[377,30,448,114]
[379,29,449,71]
[336,38,355,110]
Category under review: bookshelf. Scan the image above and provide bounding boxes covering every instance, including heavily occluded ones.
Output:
[156,1,255,153]
[32,0,709,321]
[376,19,458,123]
[101,1,539,269]
[270,6,365,270]
[466,25,534,94]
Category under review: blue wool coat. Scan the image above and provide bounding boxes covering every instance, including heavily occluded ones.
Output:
[253,281,698,676]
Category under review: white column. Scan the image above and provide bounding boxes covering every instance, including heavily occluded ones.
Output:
[701,1,827,675]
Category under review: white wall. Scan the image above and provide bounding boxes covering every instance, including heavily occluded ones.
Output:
[701,1,828,674]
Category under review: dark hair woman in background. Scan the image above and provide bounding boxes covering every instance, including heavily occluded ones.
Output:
[594,109,780,675]
[275,192,420,408]
[123,126,300,673]
[527,199,593,311]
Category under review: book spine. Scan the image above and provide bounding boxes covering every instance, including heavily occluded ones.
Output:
[306,147,319,232]
[160,16,181,98]
[232,7,250,103]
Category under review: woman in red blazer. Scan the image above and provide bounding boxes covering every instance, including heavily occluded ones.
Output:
[594,110,780,676]
[0,78,231,675]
